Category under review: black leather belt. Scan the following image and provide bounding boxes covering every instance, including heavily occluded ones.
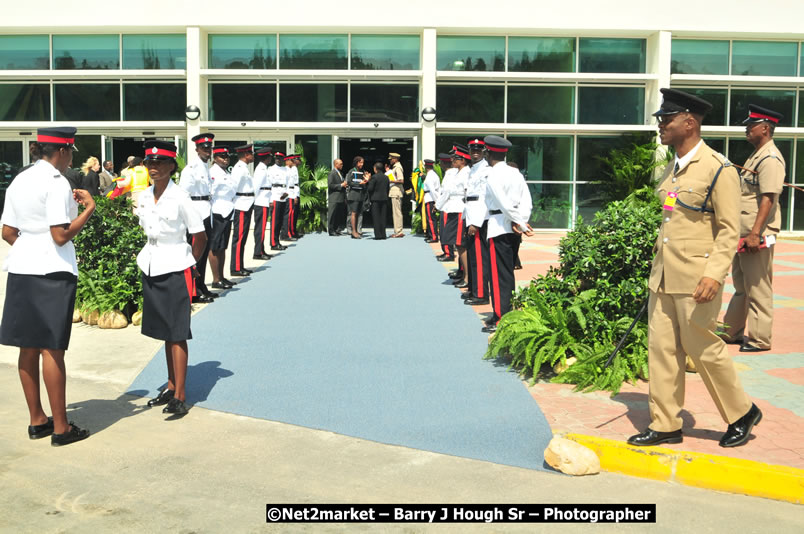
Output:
[490,209,502,215]
[271,183,284,187]
[190,195,210,201]
[466,196,479,201]
[236,193,254,197]
[260,187,272,190]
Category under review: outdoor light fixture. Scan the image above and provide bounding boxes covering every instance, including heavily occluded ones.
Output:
[421,107,437,122]
[185,105,201,121]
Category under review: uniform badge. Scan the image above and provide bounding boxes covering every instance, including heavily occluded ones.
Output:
[663,191,677,211]
[151,147,158,154]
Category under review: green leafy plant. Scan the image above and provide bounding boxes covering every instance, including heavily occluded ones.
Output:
[294,144,329,234]
[590,137,672,204]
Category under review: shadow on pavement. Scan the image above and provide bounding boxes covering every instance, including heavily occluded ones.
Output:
[66,390,150,436]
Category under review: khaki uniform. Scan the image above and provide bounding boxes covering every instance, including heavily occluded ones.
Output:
[648,142,752,432]
[722,140,785,349]
[389,161,404,234]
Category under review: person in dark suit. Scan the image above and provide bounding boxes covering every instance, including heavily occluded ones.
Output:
[346,156,369,239]
[367,161,389,240]
[327,159,346,235]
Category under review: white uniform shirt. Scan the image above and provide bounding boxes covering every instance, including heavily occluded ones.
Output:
[231,160,254,211]
[252,161,272,207]
[286,166,300,200]
[268,164,287,202]
[422,169,441,204]
[178,157,212,220]
[434,168,456,211]
[1,160,79,276]
[136,181,204,277]
[437,166,468,214]
[485,161,532,239]
[209,164,236,218]
[465,159,491,227]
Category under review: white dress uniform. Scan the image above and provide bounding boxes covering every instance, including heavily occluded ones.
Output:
[283,165,300,239]
[252,160,272,256]
[209,163,236,251]
[436,167,468,249]
[268,163,288,248]
[230,159,254,273]
[422,168,442,241]
[465,158,491,300]
[179,157,213,295]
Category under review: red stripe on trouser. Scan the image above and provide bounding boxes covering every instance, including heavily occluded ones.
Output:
[183,268,194,298]
[426,204,436,240]
[474,232,484,298]
[270,203,277,246]
[289,201,296,237]
[235,211,244,270]
[442,212,449,255]
[456,214,464,246]
[489,238,501,320]
[260,207,267,245]
[190,236,197,296]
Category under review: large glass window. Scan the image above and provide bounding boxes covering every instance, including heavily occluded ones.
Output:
[279,83,345,122]
[731,41,798,77]
[279,34,347,69]
[0,141,24,185]
[53,35,119,70]
[578,38,645,73]
[671,40,729,75]
[296,135,332,170]
[527,183,572,229]
[793,189,804,231]
[124,83,185,121]
[208,83,277,121]
[578,86,644,124]
[122,34,186,69]
[728,138,793,181]
[796,140,804,183]
[54,83,120,121]
[351,35,419,70]
[508,136,573,181]
[208,34,276,69]
[0,84,50,121]
[436,36,504,71]
[73,135,102,163]
[350,84,418,122]
[673,87,728,126]
[507,86,574,123]
[0,35,49,70]
[508,37,575,72]
[730,89,795,127]
[436,85,504,122]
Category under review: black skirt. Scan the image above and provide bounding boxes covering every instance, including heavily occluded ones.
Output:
[209,213,233,250]
[141,270,192,342]
[0,272,77,350]
[440,212,464,247]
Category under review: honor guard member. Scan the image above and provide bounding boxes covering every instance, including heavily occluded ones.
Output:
[388,152,405,238]
[421,159,440,242]
[449,145,471,288]
[627,88,761,449]
[252,147,274,260]
[483,135,534,333]
[137,140,206,417]
[269,152,289,250]
[464,137,492,306]
[282,154,300,240]
[435,153,458,261]
[179,133,216,304]
[230,144,255,277]
[720,105,786,352]
[208,146,237,289]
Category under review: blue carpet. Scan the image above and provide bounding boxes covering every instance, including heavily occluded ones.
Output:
[128,233,553,470]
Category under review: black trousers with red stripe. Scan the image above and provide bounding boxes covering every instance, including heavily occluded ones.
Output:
[282,199,298,239]
[188,215,212,296]
[466,221,491,299]
[230,207,252,273]
[270,201,286,247]
[253,204,271,256]
[424,201,438,241]
[488,232,517,323]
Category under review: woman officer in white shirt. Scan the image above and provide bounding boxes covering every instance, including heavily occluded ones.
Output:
[136,140,206,417]
[0,127,95,446]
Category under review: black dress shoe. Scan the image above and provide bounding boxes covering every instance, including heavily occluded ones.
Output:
[28,417,54,439]
[351,234,362,239]
[51,423,90,446]
[211,281,228,290]
[481,324,497,333]
[514,265,523,270]
[454,281,469,289]
[230,270,250,277]
[484,316,499,327]
[719,403,762,448]
[627,428,682,446]
[461,292,475,300]
[253,253,271,260]
[739,343,769,353]
[163,398,189,416]
[201,291,218,299]
[147,388,175,407]
[465,297,490,306]
[191,295,214,304]
[448,270,463,280]
[436,254,446,260]
[437,256,454,262]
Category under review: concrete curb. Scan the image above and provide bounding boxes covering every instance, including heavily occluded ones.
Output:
[561,433,804,504]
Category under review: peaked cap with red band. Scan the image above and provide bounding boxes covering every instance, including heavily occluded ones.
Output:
[286,153,301,160]
[742,104,783,125]
[467,137,486,148]
[143,140,177,160]
[235,144,253,153]
[37,127,77,148]
[451,144,471,160]
[274,151,286,158]
[483,135,511,153]
[213,146,230,155]
[438,152,452,162]
[255,146,273,156]
[192,133,215,147]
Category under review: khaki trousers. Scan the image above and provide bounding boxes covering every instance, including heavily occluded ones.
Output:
[722,246,774,349]
[648,286,752,432]
[390,195,403,234]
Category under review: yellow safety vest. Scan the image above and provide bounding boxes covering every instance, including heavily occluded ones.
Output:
[131,165,150,193]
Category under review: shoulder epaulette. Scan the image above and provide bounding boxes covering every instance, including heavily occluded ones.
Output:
[712,152,732,166]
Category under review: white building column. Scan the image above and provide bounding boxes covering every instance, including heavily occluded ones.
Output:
[421,28,437,160]
[646,30,672,122]
[186,26,202,161]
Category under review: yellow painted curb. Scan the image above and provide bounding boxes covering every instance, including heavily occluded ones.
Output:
[561,433,804,504]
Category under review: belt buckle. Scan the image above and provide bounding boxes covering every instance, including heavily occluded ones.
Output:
[148,237,158,246]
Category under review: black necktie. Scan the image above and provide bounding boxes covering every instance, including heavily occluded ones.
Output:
[674,162,680,175]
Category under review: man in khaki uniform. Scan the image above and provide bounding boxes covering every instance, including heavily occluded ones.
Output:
[628,88,761,449]
[388,152,405,237]
[720,105,786,352]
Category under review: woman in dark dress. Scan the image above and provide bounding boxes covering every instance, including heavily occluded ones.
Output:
[80,156,101,196]
[367,161,389,240]
[345,156,370,239]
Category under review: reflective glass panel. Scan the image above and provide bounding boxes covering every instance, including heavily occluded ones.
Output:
[0,141,23,186]
[350,84,418,122]
[672,87,727,126]
[296,135,332,170]
[797,140,804,183]
[122,34,186,69]
[0,35,49,70]
[53,35,119,70]
[732,41,798,77]
[730,89,795,127]
[208,83,276,121]
[578,38,645,73]
[507,86,573,124]
[208,34,276,69]
[702,137,726,156]
[124,83,185,121]
[436,36,504,71]
[280,84,346,122]
[351,35,419,70]
[279,34,347,69]
[793,189,804,230]
[54,84,120,121]
[578,86,644,124]
[0,84,50,121]
[508,136,573,181]
[73,135,102,164]
[728,138,792,182]
[508,37,574,72]
[436,85,504,122]
[435,135,461,159]
[671,39,729,75]
[526,183,572,229]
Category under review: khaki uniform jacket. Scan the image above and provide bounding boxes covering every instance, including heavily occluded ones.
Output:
[649,143,740,294]
[739,140,785,237]
[389,161,404,198]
